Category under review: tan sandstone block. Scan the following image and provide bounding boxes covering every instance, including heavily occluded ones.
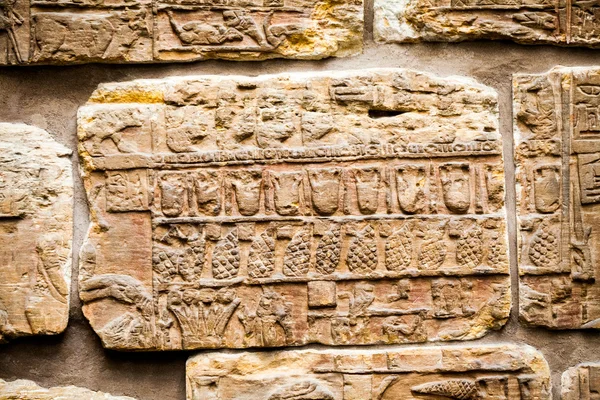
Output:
[0,0,362,66]
[78,69,509,351]
[562,363,600,400]
[0,379,136,399]
[0,123,72,343]
[514,66,600,329]
[186,344,551,400]
[374,0,600,48]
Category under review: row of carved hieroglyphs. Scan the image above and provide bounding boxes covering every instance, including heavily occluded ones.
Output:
[514,67,600,330]
[375,0,600,47]
[103,163,504,218]
[0,0,362,64]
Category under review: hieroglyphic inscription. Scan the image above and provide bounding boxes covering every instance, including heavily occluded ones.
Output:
[186,344,551,400]
[374,0,600,47]
[562,363,600,400]
[515,66,600,329]
[0,123,72,342]
[0,0,362,65]
[0,378,137,399]
[78,69,509,350]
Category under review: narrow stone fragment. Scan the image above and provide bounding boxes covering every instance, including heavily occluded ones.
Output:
[0,379,136,399]
[0,123,72,343]
[374,0,600,48]
[562,363,600,400]
[186,344,551,399]
[514,66,600,329]
[78,69,509,351]
[0,0,362,65]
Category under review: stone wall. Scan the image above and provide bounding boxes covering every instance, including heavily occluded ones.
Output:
[2,4,600,398]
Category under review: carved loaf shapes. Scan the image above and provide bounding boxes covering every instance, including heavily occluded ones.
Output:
[186,344,551,400]
[374,0,600,48]
[515,66,600,329]
[0,123,73,343]
[78,68,509,351]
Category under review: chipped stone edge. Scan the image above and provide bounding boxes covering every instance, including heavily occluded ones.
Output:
[0,378,137,399]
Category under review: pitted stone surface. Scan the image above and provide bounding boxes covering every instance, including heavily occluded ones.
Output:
[0,379,136,399]
[562,363,600,400]
[0,0,362,65]
[78,68,509,351]
[515,66,600,329]
[374,0,600,47]
[186,344,551,400]
[0,123,72,343]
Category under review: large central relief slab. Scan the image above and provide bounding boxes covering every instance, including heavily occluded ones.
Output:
[78,69,509,351]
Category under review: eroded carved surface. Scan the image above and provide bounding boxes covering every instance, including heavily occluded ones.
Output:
[0,0,361,65]
[0,123,72,342]
[562,363,600,400]
[78,69,509,351]
[186,344,551,400]
[0,378,136,399]
[374,0,600,47]
[515,66,600,329]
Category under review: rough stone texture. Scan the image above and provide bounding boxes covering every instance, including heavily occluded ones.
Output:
[0,0,362,65]
[562,363,600,400]
[0,123,73,343]
[0,378,137,399]
[186,344,551,400]
[374,0,600,47]
[77,68,509,351]
[514,66,600,330]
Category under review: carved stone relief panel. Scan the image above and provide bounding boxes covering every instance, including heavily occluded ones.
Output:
[374,0,600,47]
[0,123,73,343]
[0,0,362,65]
[515,66,600,329]
[78,69,509,351]
[562,363,600,399]
[0,379,136,399]
[186,344,551,400]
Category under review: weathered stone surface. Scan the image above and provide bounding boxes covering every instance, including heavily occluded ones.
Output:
[374,0,600,47]
[0,0,362,65]
[78,68,509,351]
[562,363,600,400]
[186,344,551,399]
[0,378,136,399]
[515,66,600,329]
[0,123,72,343]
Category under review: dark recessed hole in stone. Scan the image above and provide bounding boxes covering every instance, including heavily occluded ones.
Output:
[368,109,406,119]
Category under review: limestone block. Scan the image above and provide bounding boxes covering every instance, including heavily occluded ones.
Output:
[186,344,551,399]
[0,0,362,66]
[374,0,600,47]
[562,363,600,400]
[515,66,600,329]
[0,379,136,399]
[78,68,509,351]
[0,123,72,343]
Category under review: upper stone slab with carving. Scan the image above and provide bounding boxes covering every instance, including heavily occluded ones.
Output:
[0,379,136,399]
[514,67,600,329]
[0,123,72,343]
[78,69,508,351]
[186,344,551,399]
[0,0,362,65]
[374,0,600,47]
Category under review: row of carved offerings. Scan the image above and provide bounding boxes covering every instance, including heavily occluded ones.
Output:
[0,0,362,65]
[77,68,511,350]
[514,66,600,329]
[375,0,600,47]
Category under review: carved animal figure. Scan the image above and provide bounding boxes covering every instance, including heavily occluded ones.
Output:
[167,10,243,46]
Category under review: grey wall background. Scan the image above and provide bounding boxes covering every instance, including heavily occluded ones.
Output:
[1,3,600,398]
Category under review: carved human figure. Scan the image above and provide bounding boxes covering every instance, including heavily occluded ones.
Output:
[0,0,23,63]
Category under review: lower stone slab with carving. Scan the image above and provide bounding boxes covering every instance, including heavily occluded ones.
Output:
[514,66,600,329]
[186,344,551,400]
[0,123,73,342]
[0,379,136,399]
[78,68,509,351]
[562,363,600,400]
